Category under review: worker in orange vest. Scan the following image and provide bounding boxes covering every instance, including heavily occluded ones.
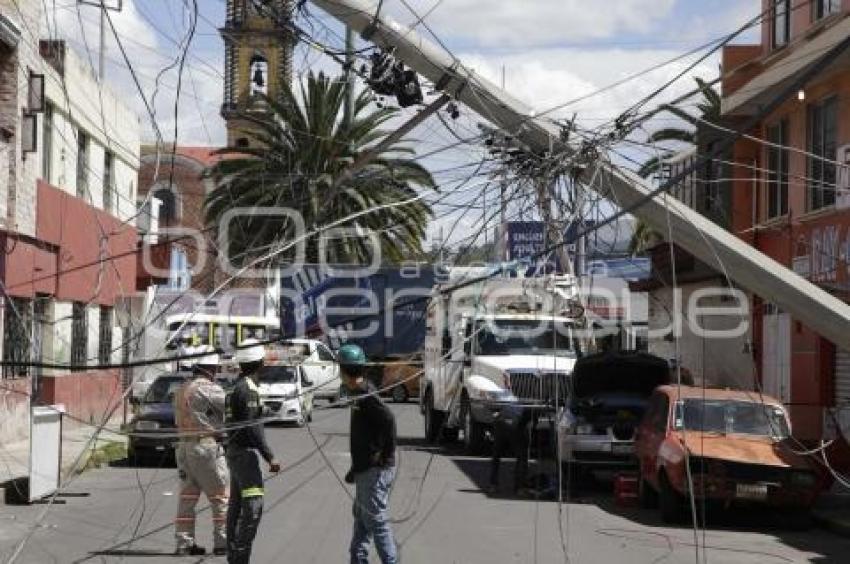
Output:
[173,345,229,556]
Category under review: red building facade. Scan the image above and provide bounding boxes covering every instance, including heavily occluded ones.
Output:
[722,1,850,439]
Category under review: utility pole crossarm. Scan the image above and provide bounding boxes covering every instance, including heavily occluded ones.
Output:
[310,0,850,349]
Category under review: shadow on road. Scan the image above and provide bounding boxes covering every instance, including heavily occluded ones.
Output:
[445,452,850,562]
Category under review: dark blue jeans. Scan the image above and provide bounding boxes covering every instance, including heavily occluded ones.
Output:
[350,466,397,564]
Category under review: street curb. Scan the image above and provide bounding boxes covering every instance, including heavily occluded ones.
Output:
[813,511,850,538]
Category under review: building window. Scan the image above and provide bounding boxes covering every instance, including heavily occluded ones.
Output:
[76,130,89,199]
[103,150,114,212]
[71,302,88,371]
[98,306,113,365]
[808,97,838,211]
[772,0,790,48]
[766,120,789,218]
[815,0,840,20]
[168,248,191,290]
[42,102,53,182]
[153,186,178,224]
[2,298,33,379]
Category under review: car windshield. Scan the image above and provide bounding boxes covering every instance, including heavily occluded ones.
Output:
[674,399,790,438]
[258,366,297,384]
[475,320,576,357]
[144,377,187,404]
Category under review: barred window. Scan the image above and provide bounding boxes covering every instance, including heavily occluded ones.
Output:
[766,120,789,218]
[808,97,838,211]
[815,0,840,20]
[2,297,33,379]
[76,130,89,199]
[98,306,113,365]
[772,0,790,49]
[103,150,114,213]
[71,302,88,371]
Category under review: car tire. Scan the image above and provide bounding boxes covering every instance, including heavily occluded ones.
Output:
[392,385,409,403]
[461,396,486,455]
[639,475,658,509]
[424,391,445,444]
[659,473,683,523]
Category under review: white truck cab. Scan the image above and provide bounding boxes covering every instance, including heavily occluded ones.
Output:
[421,274,584,452]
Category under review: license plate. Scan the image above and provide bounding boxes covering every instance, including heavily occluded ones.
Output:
[611,443,633,455]
[735,483,768,500]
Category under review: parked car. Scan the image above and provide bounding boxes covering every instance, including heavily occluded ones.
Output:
[275,339,341,402]
[380,358,421,403]
[128,372,192,463]
[256,356,314,426]
[635,386,823,523]
[557,350,671,473]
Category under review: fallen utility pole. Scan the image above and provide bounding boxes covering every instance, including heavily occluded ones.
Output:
[310,0,850,349]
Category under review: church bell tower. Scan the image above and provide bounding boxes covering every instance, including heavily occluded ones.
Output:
[221,0,294,148]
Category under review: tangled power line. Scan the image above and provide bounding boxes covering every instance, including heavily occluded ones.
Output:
[4,1,850,563]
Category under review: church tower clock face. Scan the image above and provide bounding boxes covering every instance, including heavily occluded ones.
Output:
[221,1,294,147]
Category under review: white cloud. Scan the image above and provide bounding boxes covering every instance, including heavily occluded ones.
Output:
[395,0,676,47]
[461,47,718,128]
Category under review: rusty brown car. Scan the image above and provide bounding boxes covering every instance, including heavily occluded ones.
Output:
[635,386,826,524]
[380,359,421,403]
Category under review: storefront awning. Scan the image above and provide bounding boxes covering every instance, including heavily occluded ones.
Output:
[723,15,850,117]
[0,13,20,49]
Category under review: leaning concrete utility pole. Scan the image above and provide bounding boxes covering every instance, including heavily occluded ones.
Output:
[309,0,850,349]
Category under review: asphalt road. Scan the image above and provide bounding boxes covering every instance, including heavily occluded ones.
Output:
[2,402,849,564]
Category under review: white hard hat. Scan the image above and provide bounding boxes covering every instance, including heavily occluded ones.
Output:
[195,345,220,367]
[235,338,266,364]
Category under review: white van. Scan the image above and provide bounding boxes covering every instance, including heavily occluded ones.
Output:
[272,339,341,402]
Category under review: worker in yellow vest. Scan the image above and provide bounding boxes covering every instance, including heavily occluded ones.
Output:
[173,345,229,556]
[226,338,280,564]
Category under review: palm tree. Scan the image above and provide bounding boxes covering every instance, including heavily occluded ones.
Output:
[205,72,436,266]
[630,77,721,254]
[635,77,720,179]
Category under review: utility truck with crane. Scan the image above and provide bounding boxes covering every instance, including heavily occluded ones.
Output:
[421,270,585,452]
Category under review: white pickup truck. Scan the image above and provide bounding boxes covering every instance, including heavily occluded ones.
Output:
[421,273,584,453]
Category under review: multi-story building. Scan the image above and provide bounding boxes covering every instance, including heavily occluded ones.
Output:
[722,0,850,439]
[0,1,140,446]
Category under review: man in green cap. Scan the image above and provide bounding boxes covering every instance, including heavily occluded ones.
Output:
[338,343,398,564]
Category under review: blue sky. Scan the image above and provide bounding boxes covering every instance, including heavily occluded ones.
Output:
[48,0,763,245]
